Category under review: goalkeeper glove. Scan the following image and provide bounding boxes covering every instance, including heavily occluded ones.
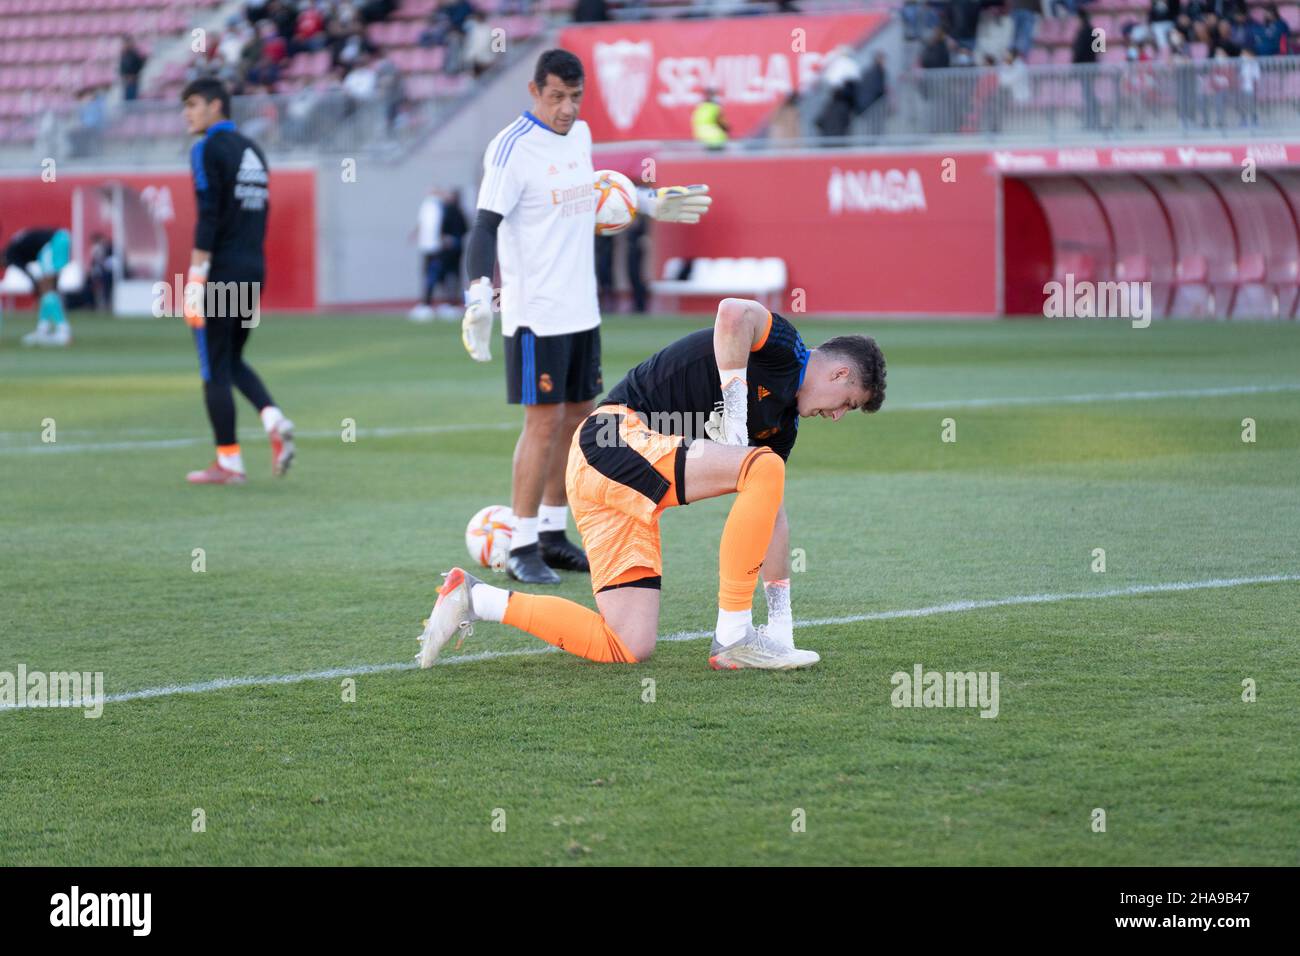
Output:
[183,261,208,330]
[461,277,494,362]
[640,184,713,224]
[704,373,749,446]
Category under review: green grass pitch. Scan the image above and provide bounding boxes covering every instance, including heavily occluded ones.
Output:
[1,311,1297,866]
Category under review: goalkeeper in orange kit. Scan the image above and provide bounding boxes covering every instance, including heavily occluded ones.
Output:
[418,297,886,669]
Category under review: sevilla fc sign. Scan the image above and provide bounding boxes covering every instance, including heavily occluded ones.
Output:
[558,12,885,143]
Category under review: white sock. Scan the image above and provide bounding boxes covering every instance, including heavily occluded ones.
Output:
[260,405,285,434]
[764,579,793,646]
[718,366,747,388]
[471,582,509,623]
[512,515,539,550]
[715,607,752,647]
[538,503,568,534]
[217,449,245,473]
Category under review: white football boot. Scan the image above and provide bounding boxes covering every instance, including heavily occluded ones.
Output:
[416,567,483,668]
[269,416,295,477]
[407,303,435,323]
[45,322,71,347]
[709,624,820,671]
[21,320,53,346]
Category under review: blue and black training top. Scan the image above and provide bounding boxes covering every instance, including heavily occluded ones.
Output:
[604,310,811,461]
[189,119,269,280]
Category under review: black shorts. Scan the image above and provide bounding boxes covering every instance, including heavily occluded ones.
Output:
[504,325,603,405]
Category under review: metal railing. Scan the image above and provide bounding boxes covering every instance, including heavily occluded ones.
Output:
[842,57,1300,144]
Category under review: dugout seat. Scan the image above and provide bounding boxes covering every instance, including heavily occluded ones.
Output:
[651,256,787,310]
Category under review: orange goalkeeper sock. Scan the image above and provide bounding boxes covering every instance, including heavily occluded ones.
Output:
[502,592,638,663]
[718,447,785,611]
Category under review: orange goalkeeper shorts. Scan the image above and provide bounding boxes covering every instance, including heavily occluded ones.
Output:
[565,403,688,594]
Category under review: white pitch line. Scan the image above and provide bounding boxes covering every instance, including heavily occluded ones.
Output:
[0,421,519,455]
[891,382,1300,412]
[3,383,1296,455]
[2,572,1294,713]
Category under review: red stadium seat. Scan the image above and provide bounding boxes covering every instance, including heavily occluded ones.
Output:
[1056,251,1097,282]
[1116,253,1150,283]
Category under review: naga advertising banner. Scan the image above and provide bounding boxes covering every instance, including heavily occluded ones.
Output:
[650,150,1001,316]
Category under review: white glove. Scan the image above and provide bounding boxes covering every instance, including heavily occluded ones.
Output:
[705,374,749,445]
[641,184,713,224]
[461,278,494,362]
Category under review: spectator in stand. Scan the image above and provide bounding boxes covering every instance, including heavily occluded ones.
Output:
[419,0,475,75]
[376,57,405,129]
[573,0,609,22]
[119,36,146,101]
[462,10,497,78]
[218,16,250,65]
[293,2,329,55]
[1208,46,1232,126]
[1171,43,1197,127]
[261,18,289,64]
[950,0,982,54]
[361,0,398,23]
[246,0,270,24]
[1149,0,1179,50]
[1074,10,1101,129]
[858,51,888,135]
[265,0,298,42]
[814,46,861,140]
[70,85,107,158]
[343,52,379,101]
[1193,12,1216,46]
[1253,5,1291,54]
[1212,17,1241,55]
[901,1,941,42]
[333,21,378,71]
[920,27,951,69]
[1010,0,1040,58]
[919,26,951,132]
[1229,9,1255,50]
[1238,46,1259,124]
[998,50,1030,107]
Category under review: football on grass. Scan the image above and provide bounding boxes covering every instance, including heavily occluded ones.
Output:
[465,505,513,570]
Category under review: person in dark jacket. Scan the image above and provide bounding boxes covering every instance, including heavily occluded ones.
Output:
[439,188,468,298]
[119,35,146,101]
[1074,10,1101,128]
[858,51,888,135]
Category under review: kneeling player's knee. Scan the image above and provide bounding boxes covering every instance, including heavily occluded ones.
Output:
[615,625,655,663]
[741,447,784,491]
